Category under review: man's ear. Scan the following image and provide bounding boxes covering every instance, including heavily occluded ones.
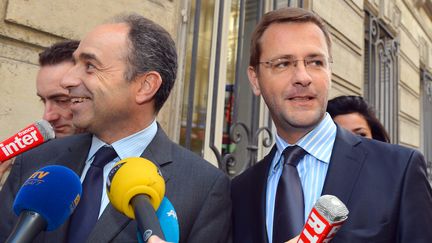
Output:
[247,66,261,96]
[135,71,162,104]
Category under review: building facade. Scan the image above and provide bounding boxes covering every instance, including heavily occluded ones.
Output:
[0,0,431,181]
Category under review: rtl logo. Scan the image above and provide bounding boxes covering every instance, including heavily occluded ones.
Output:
[298,208,344,243]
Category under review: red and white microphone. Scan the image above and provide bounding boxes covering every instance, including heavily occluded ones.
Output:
[298,195,349,243]
[0,120,55,162]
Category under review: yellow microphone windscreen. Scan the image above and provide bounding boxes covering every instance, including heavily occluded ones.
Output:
[106,157,165,219]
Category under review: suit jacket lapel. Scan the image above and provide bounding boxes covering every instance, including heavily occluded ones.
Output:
[322,127,366,204]
[87,204,131,243]
[256,146,276,243]
[43,134,93,243]
[140,124,173,182]
[62,133,93,174]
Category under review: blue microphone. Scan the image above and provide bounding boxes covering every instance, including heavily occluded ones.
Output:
[7,165,82,243]
[137,197,180,243]
[156,197,179,243]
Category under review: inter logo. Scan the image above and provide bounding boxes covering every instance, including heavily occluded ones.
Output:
[0,128,40,157]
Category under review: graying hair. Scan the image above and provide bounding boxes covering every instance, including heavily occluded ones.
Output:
[111,13,178,112]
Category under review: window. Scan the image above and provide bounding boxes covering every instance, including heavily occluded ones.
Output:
[421,70,432,184]
[364,10,399,143]
[180,0,216,155]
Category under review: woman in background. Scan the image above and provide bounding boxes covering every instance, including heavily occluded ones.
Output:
[327,95,390,143]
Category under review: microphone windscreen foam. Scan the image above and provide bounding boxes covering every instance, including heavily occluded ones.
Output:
[34,120,55,140]
[315,195,349,223]
[13,165,82,231]
[156,197,179,243]
[107,157,165,219]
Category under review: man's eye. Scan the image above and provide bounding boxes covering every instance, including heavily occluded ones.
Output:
[357,132,367,137]
[55,98,71,105]
[86,63,95,71]
[306,59,324,67]
[274,60,292,69]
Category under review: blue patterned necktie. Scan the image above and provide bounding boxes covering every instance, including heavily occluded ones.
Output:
[273,145,307,243]
[67,146,118,243]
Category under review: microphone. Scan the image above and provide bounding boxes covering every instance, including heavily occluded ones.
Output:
[137,197,180,243]
[298,195,349,243]
[7,165,82,243]
[155,197,179,243]
[107,157,166,242]
[0,120,55,162]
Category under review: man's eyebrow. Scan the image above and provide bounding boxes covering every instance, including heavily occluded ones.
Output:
[76,52,103,66]
[353,127,368,132]
[306,53,327,58]
[274,53,327,60]
[271,54,296,60]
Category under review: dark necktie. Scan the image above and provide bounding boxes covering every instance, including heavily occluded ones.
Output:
[273,145,307,243]
[67,146,118,243]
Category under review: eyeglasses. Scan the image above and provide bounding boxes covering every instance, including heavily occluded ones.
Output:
[258,56,332,74]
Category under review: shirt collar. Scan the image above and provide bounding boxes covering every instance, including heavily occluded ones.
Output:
[86,120,158,163]
[272,113,336,171]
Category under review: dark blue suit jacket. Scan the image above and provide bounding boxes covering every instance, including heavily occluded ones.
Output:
[232,127,432,243]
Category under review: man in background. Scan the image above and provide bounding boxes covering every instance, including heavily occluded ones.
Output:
[0,40,79,189]
[37,40,81,137]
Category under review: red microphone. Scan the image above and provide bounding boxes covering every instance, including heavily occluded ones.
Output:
[0,120,55,162]
[298,195,349,243]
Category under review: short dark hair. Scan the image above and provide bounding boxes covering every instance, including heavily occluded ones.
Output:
[38,40,79,66]
[112,14,178,113]
[327,95,390,143]
[249,7,332,69]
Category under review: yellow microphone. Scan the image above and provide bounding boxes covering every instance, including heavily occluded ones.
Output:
[107,157,166,242]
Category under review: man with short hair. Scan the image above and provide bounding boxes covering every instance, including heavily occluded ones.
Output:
[231,7,432,243]
[37,40,81,138]
[0,40,79,190]
[0,14,231,243]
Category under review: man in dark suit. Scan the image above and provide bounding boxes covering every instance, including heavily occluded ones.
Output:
[0,14,231,242]
[231,7,432,243]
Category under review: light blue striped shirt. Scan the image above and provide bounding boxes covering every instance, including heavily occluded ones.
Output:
[266,113,337,242]
[79,120,158,218]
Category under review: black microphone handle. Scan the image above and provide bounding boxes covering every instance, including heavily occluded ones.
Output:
[6,210,47,243]
[131,195,166,242]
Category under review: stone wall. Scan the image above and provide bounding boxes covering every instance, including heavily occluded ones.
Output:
[0,0,182,140]
[315,0,432,149]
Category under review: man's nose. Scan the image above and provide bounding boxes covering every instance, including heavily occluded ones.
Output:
[43,102,60,122]
[292,63,312,87]
[60,65,80,89]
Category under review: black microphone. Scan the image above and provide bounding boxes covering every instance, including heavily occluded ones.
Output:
[107,157,166,242]
[6,165,82,243]
[132,195,165,241]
